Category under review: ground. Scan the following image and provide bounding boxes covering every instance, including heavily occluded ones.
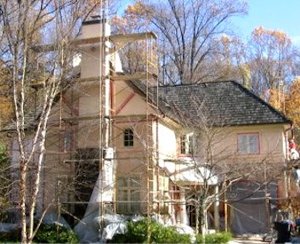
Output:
[229,239,266,244]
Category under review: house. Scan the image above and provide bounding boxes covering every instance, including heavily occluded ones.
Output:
[157,82,291,234]
[7,18,294,240]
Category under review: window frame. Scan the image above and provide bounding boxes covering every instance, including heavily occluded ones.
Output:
[237,132,260,155]
[63,130,73,152]
[116,176,141,214]
[123,128,134,147]
[180,133,194,155]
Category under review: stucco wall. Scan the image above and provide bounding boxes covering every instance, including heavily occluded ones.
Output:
[215,124,287,164]
[154,121,177,160]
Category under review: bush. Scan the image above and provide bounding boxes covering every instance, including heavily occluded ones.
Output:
[0,222,79,243]
[34,223,79,243]
[0,228,20,242]
[109,219,190,243]
[196,232,232,244]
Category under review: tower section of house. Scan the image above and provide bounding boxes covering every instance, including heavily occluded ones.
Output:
[58,18,164,220]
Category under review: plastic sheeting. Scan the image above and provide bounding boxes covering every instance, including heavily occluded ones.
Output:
[74,204,101,243]
[75,212,129,242]
[101,215,127,241]
[231,201,268,234]
[162,160,218,185]
[228,181,277,235]
[43,211,71,229]
[74,159,115,243]
[75,212,191,243]
[174,224,196,243]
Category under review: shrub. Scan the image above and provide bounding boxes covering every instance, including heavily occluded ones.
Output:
[34,223,79,243]
[0,222,79,243]
[196,232,232,244]
[0,228,20,242]
[109,219,190,243]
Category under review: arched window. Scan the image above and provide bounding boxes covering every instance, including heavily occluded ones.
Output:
[124,128,134,147]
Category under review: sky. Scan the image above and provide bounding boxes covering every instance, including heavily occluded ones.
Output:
[118,0,300,46]
[233,0,300,45]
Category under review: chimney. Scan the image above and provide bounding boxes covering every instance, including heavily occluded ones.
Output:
[78,15,111,40]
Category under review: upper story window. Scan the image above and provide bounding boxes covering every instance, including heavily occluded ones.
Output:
[180,133,194,155]
[124,128,134,147]
[237,133,260,155]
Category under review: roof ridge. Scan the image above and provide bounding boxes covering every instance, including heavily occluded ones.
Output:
[159,80,234,88]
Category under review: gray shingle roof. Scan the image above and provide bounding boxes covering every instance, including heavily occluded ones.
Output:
[157,80,291,127]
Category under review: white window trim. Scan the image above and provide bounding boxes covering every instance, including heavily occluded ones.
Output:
[237,133,260,155]
[180,132,194,155]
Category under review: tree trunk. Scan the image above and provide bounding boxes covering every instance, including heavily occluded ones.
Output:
[201,204,207,242]
[20,160,28,243]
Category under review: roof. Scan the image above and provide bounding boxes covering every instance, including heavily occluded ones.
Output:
[156,80,291,127]
[4,79,290,132]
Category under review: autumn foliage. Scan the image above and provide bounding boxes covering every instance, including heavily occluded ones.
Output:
[286,77,300,127]
[0,62,13,128]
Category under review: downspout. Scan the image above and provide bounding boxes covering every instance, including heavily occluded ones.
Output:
[284,123,293,200]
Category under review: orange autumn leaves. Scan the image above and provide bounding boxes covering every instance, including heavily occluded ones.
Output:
[0,64,13,127]
[285,78,300,127]
[267,77,300,127]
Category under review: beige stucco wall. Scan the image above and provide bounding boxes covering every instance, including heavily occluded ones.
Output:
[42,91,78,208]
[78,22,110,40]
[77,21,110,79]
[76,83,100,148]
[213,124,288,164]
[80,47,101,79]
[113,80,156,116]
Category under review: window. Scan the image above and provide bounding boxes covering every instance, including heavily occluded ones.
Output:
[63,130,72,152]
[117,176,141,214]
[180,133,194,154]
[56,175,74,204]
[124,128,134,147]
[56,176,76,219]
[237,133,260,154]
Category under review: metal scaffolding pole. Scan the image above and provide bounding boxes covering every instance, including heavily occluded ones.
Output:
[98,0,110,235]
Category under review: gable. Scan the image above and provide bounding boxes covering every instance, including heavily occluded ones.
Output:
[114,80,156,116]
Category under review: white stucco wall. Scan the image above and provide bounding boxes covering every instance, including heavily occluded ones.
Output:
[155,122,177,159]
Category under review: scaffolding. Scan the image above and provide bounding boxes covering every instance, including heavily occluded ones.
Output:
[29,2,223,241]
[30,12,228,238]
[30,2,161,237]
